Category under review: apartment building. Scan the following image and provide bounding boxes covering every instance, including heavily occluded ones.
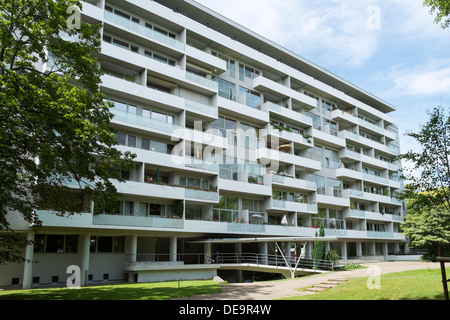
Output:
[1,0,407,288]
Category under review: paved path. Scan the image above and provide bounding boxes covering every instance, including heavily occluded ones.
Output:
[174,261,442,300]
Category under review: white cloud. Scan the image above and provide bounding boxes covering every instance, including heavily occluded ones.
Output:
[380,59,450,97]
[194,0,381,67]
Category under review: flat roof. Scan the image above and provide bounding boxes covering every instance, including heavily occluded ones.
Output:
[190,236,339,244]
[154,0,396,114]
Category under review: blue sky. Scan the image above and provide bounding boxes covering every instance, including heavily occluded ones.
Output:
[195,0,450,157]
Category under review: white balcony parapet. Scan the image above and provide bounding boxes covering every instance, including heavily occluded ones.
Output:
[185,188,219,202]
[93,214,184,229]
[185,156,219,172]
[111,107,183,137]
[185,99,217,118]
[104,10,185,51]
[185,72,218,91]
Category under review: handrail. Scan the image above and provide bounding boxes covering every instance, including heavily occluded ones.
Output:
[125,252,338,271]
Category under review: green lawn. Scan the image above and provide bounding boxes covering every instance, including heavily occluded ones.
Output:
[284,268,450,300]
[0,279,222,300]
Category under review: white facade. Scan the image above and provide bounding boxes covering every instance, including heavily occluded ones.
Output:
[1,0,407,288]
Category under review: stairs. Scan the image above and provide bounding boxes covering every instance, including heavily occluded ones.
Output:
[305,278,348,293]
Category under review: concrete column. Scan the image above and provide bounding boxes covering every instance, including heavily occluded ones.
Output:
[370,242,376,255]
[125,235,138,263]
[259,242,268,265]
[382,242,389,258]
[340,241,347,260]
[393,242,400,254]
[235,242,243,282]
[204,242,211,263]
[79,233,91,286]
[284,242,291,263]
[356,242,362,257]
[22,232,35,289]
[306,242,312,259]
[170,236,177,262]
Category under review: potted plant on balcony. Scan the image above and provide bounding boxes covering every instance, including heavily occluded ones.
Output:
[173,201,184,219]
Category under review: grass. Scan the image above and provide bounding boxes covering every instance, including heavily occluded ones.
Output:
[283,267,450,300]
[0,279,222,300]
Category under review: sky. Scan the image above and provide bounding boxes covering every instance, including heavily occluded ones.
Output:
[194,0,450,159]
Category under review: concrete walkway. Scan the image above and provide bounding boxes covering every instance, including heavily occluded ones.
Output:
[174,261,442,300]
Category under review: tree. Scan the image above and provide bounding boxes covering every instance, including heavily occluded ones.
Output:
[0,0,135,263]
[400,106,450,260]
[312,222,326,261]
[423,0,450,28]
[402,196,450,261]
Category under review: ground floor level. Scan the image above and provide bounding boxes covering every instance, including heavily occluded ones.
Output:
[0,229,408,289]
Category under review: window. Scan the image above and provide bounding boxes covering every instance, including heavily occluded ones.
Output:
[179,176,209,190]
[34,235,78,253]
[33,235,46,253]
[327,178,342,197]
[141,138,150,150]
[144,50,176,66]
[309,174,325,195]
[239,86,261,110]
[46,235,65,253]
[242,199,264,213]
[97,236,113,252]
[214,77,236,101]
[65,235,78,253]
[239,63,260,80]
[127,135,136,148]
[110,100,137,114]
[103,33,140,53]
[213,196,239,222]
[185,208,202,220]
[212,116,237,137]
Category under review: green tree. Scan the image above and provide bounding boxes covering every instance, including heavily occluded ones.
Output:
[402,196,450,260]
[312,222,326,261]
[423,0,450,28]
[0,0,135,264]
[400,107,450,260]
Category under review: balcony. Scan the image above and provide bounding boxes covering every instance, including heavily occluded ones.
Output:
[270,174,317,191]
[269,199,317,214]
[101,74,185,111]
[313,127,346,149]
[219,178,272,197]
[339,148,361,161]
[103,10,185,52]
[93,214,184,229]
[257,148,321,171]
[185,45,228,75]
[217,96,269,124]
[110,107,183,138]
[184,156,219,173]
[340,130,399,156]
[336,168,363,180]
[262,101,313,128]
[362,173,389,186]
[344,209,366,219]
[252,76,317,110]
[185,188,219,202]
[265,126,313,149]
[114,180,185,200]
[185,99,218,120]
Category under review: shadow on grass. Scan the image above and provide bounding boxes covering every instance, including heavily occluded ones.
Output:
[0,282,222,300]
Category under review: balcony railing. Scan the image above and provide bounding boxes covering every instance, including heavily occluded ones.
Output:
[111,108,182,135]
[104,10,185,51]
